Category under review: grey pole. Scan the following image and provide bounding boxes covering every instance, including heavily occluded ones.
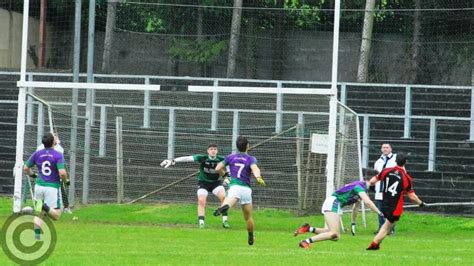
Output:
[428,118,437,171]
[83,0,96,204]
[99,105,107,157]
[470,87,474,141]
[143,77,150,128]
[69,0,82,207]
[403,86,412,139]
[232,111,240,151]
[167,108,175,159]
[362,115,370,169]
[37,103,44,146]
[26,74,34,125]
[211,79,219,131]
[275,81,283,133]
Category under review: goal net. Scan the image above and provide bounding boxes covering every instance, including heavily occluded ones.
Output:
[14,82,362,214]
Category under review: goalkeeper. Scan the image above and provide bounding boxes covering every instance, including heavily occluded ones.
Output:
[160,143,229,229]
[213,136,265,246]
[293,173,383,249]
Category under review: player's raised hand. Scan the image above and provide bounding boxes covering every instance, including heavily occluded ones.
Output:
[256,176,266,186]
[160,159,175,168]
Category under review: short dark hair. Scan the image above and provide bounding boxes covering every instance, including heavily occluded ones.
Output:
[42,132,55,148]
[207,143,218,148]
[396,152,409,166]
[236,136,249,152]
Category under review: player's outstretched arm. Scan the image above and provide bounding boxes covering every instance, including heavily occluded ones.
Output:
[251,164,265,186]
[359,192,383,216]
[368,176,378,186]
[351,202,360,236]
[160,156,194,168]
[407,191,426,207]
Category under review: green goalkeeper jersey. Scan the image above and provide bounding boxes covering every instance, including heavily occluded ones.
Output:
[192,154,225,183]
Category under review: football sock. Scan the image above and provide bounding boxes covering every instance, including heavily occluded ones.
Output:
[309,226,316,233]
[198,216,205,225]
[42,203,50,213]
[220,204,230,214]
[34,228,41,240]
[222,216,228,223]
[305,238,313,244]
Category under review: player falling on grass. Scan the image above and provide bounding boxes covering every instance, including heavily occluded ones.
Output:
[160,143,230,229]
[294,174,383,249]
[213,136,266,246]
[24,132,68,240]
[36,133,72,214]
[366,152,427,250]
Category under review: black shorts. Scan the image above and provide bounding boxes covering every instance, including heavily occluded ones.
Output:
[197,180,223,193]
[382,211,400,223]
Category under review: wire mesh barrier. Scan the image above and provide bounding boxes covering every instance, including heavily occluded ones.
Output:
[0,71,472,214]
[0,1,471,84]
[16,84,361,213]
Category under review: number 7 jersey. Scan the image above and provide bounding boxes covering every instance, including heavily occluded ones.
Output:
[222,152,257,187]
[376,165,415,216]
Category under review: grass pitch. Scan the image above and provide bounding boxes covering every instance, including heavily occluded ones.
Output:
[0,197,473,265]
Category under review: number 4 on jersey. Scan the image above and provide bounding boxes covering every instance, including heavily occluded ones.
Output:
[385,177,399,197]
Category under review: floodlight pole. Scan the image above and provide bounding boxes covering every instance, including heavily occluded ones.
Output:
[13,0,31,213]
[326,0,341,198]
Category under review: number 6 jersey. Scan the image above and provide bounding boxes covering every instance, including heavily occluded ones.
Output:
[375,165,415,216]
[25,148,65,188]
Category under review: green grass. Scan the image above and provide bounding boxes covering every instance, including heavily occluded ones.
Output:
[1,197,473,265]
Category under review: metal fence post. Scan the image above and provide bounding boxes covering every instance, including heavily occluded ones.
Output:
[403,86,412,138]
[232,111,240,151]
[167,108,175,159]
[470,87,474,141]
[211,79,219,131]
[116,116,124,203]
[143,77,150,128]
[26,73,34,125]
[36,103,44,147]
[99,105,107,157]
[275,81,283,133]
[362,114,370,169]
[428,118,437,171]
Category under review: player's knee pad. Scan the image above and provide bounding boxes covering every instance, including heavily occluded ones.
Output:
[197,188,209,197]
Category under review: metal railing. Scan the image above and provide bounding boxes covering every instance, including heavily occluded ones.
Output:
[1,71,473,173]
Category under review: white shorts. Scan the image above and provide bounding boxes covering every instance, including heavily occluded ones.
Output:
[227,185,252,205]
[197,186,225,197]
[321,196,342,215]
[34,184,62,209]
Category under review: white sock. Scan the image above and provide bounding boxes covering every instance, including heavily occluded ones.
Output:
[222,216,228,223]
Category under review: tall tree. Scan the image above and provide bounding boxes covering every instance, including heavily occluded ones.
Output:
[272,0,284,80]
[102,1,117,73]
[408,0,421,84]
[356,0,375,83]
[226,0,243,78]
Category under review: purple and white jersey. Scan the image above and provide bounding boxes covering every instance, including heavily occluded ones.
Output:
[25,148,65,187]
[223,152,257,186]
[332,180,367,207]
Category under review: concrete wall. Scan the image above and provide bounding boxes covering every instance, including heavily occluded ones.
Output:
[0,8,52,69]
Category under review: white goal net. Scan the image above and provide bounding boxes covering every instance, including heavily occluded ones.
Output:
[14,82,362,215]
